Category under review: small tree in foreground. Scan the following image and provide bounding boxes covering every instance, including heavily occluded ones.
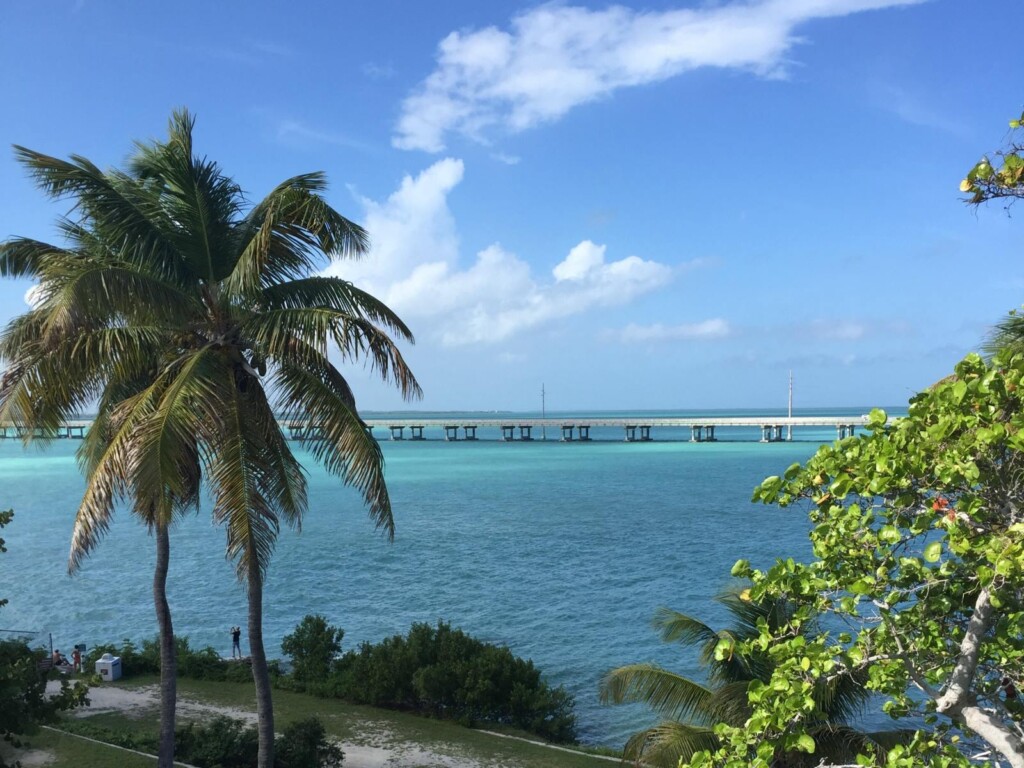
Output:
[685,353,1024,768]
[0,510,87,766]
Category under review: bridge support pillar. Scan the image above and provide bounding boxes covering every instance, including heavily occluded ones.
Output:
[761,425,771,442]
[561,425,575,442]
[624,425,637,442]
[501,425,515,441]
[410,425,424,440]
[389,425,405,440]
[639,425,651,442]
[519,425,533,441]
[364,425,375,440]
[444,425,459,441]
[706,425,716,442]
[691,425,703,442]
[463,425,477,441]
[578,425,591,441]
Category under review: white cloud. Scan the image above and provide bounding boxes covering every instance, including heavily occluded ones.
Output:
[785,318,913,341]
[610,319,732,343]
[809,319,866,341]
[324,159,674,346]
[394,0,924,152]
[275,120,369,151]
[24,285,43,309]
[491,152,520,165]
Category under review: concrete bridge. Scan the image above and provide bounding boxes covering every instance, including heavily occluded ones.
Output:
[0,415,869,444]
[288,415,869,443]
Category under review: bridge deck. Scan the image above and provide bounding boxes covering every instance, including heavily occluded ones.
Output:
[0,415,871,443]
[356,416,868,429]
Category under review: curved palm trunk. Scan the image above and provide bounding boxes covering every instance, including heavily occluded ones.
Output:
[154,522,176,768]
[247,556,275,768]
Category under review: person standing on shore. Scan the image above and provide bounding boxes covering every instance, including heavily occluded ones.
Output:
[231,626,242,659]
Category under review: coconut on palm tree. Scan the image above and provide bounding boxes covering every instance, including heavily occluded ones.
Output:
[0,110,420,768]
[600,588,897,767]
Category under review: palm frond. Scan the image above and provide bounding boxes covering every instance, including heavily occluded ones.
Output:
[983,312,1024,358]
[622,721,720,768]
[0,237,71,279]
[262,277,415,342]
[247,307,421,400]
[242,382,308,530]
[272,350,394,539]
[205,365,279,581]
[0,322,166,441]
[12,147,184,276]
[652,606,720,655]
[130,347,225,522]
[599,663,714,723]
[69,386,161,572]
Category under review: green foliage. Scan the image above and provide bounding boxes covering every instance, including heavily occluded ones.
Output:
[282,615,343,686]
[276,717,344,768]
[176,716,259,768]
[173,715,341,768]
[688,352,1024,767]
[83,636,252,682]
[960,109,1024,205]
[327,621,576,743]
[0,511,88,766]
[84,638,159,678]
[601,590,891,768]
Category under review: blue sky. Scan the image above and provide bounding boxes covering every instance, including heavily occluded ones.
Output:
[1,0,1022,411]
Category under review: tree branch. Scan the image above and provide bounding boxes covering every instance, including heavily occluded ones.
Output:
[935,588,1024,768]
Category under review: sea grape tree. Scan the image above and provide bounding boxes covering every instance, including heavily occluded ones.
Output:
[684,352,1024,768]
[960,109,1024,206]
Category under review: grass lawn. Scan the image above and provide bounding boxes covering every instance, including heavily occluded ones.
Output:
[58,676,618,768]
[10,727,161,768]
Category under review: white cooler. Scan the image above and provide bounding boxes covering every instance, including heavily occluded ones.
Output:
[95,653,122,681]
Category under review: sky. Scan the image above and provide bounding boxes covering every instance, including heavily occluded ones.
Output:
[1,0,1022,412]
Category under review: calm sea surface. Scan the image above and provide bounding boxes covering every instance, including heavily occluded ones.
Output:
[0,408,889,747]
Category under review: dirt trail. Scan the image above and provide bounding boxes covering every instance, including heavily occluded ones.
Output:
[44,681,528,767]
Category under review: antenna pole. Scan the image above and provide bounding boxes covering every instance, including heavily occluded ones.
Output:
[787,370,793,441]
[541,383,546,441]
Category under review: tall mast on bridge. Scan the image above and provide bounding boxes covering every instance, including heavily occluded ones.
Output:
[541,383,546,441]
[787,370,793,441]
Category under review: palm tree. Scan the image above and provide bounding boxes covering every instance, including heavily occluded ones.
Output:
[0,110,420,768]
[600,588,894,767]
[0,221,199,768]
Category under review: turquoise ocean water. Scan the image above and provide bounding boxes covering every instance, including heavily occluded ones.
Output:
[0,408,888,747]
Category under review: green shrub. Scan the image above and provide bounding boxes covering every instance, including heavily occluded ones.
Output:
[84,636,246,682]
[175,637,230,680]
[84,638,159,678]
[330,621,576,743]
[281,615,343,687]
[176,715,258,768]
[174,715,341,768]
[276,717,343,768]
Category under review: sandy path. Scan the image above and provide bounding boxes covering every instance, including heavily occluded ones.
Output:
[44,681,534,767]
